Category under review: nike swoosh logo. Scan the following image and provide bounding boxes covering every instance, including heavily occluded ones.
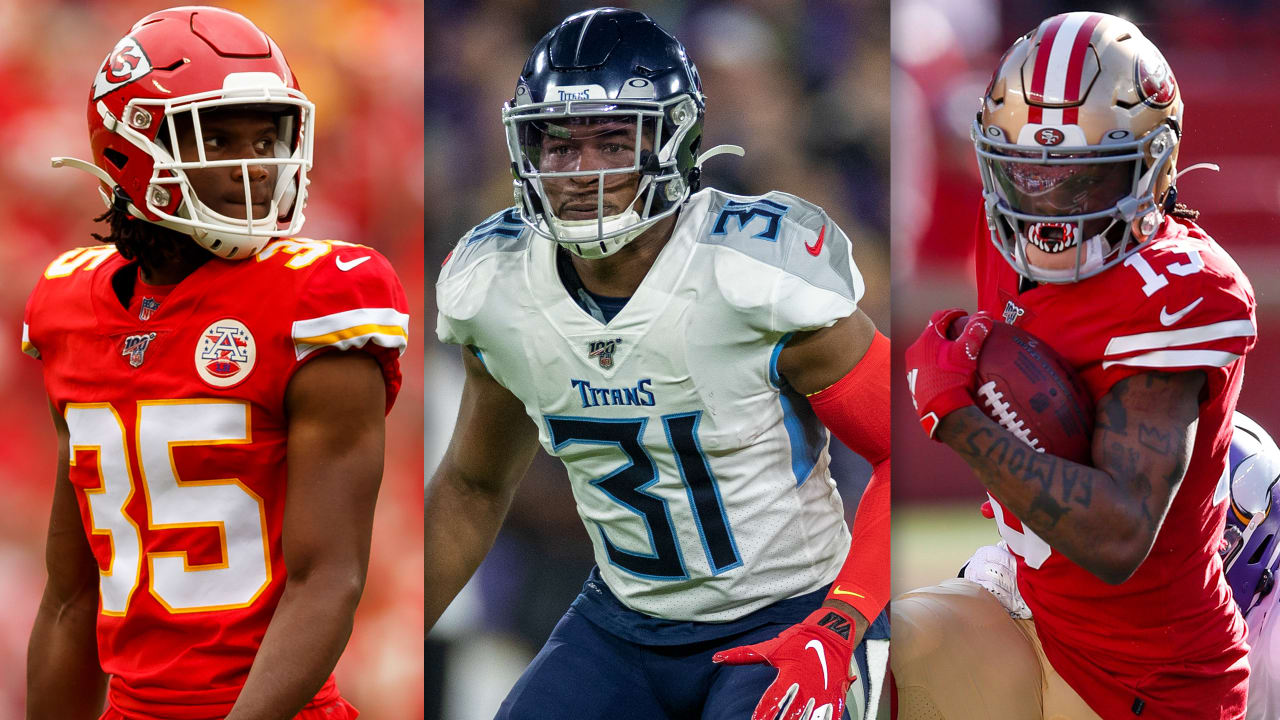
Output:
[832,586,865,599]
[805,226,825,256]
[805,639,829,689]
[1159,297,1203,326]
[335,255,371,272]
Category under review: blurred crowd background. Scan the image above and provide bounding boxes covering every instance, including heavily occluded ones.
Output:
[425,1,889,717]
[892,0,1280,592]
[0,1,424,717]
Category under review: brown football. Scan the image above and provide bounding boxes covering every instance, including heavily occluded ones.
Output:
[971,321,1096,463]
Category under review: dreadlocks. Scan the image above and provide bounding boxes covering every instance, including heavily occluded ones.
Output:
[91,206,212,277]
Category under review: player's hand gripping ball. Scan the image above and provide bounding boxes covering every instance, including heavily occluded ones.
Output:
[713,607,858,720]
[974,321,1095,462]
[905,308,992,438]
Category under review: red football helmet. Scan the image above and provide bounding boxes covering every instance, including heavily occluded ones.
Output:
[55,6,315,259]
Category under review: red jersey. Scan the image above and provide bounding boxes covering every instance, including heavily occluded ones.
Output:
[22,238,408,719]
[976,216,1255,719]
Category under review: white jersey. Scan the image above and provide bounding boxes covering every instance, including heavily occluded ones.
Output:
[1246,595,1280,720]
[437,188,864,622]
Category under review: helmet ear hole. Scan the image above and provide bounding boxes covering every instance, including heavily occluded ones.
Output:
[104,148,129,171]
[1249,534,1275,566]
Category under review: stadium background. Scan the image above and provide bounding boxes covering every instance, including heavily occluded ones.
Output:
[0,1,425,717]
[892,0,1280,595]
[425,1,889,717]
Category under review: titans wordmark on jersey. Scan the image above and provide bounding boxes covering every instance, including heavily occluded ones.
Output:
[438,189,865,622]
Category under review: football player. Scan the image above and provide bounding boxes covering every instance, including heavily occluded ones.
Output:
[429,8,889,720]
[898,12,1254,719]
[22,8,409,719]
[1221,413,1280,720]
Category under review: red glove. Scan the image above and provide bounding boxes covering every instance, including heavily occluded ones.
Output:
[713,607,858,720]
[904,308,992,439]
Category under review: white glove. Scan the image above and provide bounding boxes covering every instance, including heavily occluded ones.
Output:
[962,542,1032,619]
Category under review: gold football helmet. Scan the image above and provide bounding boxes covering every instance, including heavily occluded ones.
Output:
[973,12,1184,282]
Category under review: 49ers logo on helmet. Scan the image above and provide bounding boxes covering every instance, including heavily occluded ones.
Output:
[92,36,153,100]
[1034,128,1065,146]
[1135,44,1176,108]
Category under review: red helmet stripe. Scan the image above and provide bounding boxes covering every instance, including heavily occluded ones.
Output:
[1026,14,1066,124]
[1062,13,1105,125]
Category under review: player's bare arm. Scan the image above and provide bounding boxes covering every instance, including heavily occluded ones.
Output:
[938,369,1204,584]
[774,309,878,641]
[776,309,877,395]
[425,347,542,631]
[27,403,108,720]
[226,351,386,719]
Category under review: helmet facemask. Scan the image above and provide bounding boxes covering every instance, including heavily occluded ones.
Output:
[71,72,315,260]
[137,76,314,258]
[974,119,1178,284]
[504,94,702,259]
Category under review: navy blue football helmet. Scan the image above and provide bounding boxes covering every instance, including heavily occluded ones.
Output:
[503,7,740,258]
[1221,412,1280,616]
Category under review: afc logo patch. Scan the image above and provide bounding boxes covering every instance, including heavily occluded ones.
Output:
[196,318,256,388]
[587,338,622,369]
[121,332,156,368]
[1003,300,1026,326]
[92,35,152,100]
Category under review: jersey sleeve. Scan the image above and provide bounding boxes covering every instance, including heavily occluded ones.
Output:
[21,287,40,360]
[21,246,121,364]
[292,245,410,411]
[709,192,864,334]
[436,208,530,348]
[1095,228,1256,390]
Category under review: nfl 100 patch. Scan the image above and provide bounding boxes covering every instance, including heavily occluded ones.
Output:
[587,337,623,369]
[121,332,157,368]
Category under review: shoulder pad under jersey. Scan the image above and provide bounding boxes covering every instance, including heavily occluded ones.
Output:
[691,188,864,332]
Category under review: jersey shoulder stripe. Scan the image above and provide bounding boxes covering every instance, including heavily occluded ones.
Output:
[21,322,37,359]
[292,307,409,360]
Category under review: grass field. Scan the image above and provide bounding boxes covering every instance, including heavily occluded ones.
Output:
[892,502,1003,596]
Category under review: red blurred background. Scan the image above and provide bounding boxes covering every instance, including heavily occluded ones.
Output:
[0,1,424,717]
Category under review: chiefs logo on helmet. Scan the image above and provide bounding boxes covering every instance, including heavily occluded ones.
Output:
[92,36,153,100]
[1135,44,1177,108]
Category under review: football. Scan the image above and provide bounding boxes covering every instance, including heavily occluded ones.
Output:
[966,320,1095,463]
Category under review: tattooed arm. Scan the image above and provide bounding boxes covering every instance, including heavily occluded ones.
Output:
[936,370,1205,585]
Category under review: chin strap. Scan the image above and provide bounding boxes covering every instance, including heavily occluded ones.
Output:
[696,144,744,167]
[51,156,114,186]
[1176,162,1220,179]
[52,156,151,221]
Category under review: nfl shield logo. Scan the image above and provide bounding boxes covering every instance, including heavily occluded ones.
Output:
[139,296,160,321]
[587,338,622,369]
[1003,300,1026,326]
[121,332,156,368]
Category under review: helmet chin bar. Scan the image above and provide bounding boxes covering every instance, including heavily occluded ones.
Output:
[975,120,1178,284]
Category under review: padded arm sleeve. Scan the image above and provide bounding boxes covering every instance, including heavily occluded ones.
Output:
[807,330,890,622]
